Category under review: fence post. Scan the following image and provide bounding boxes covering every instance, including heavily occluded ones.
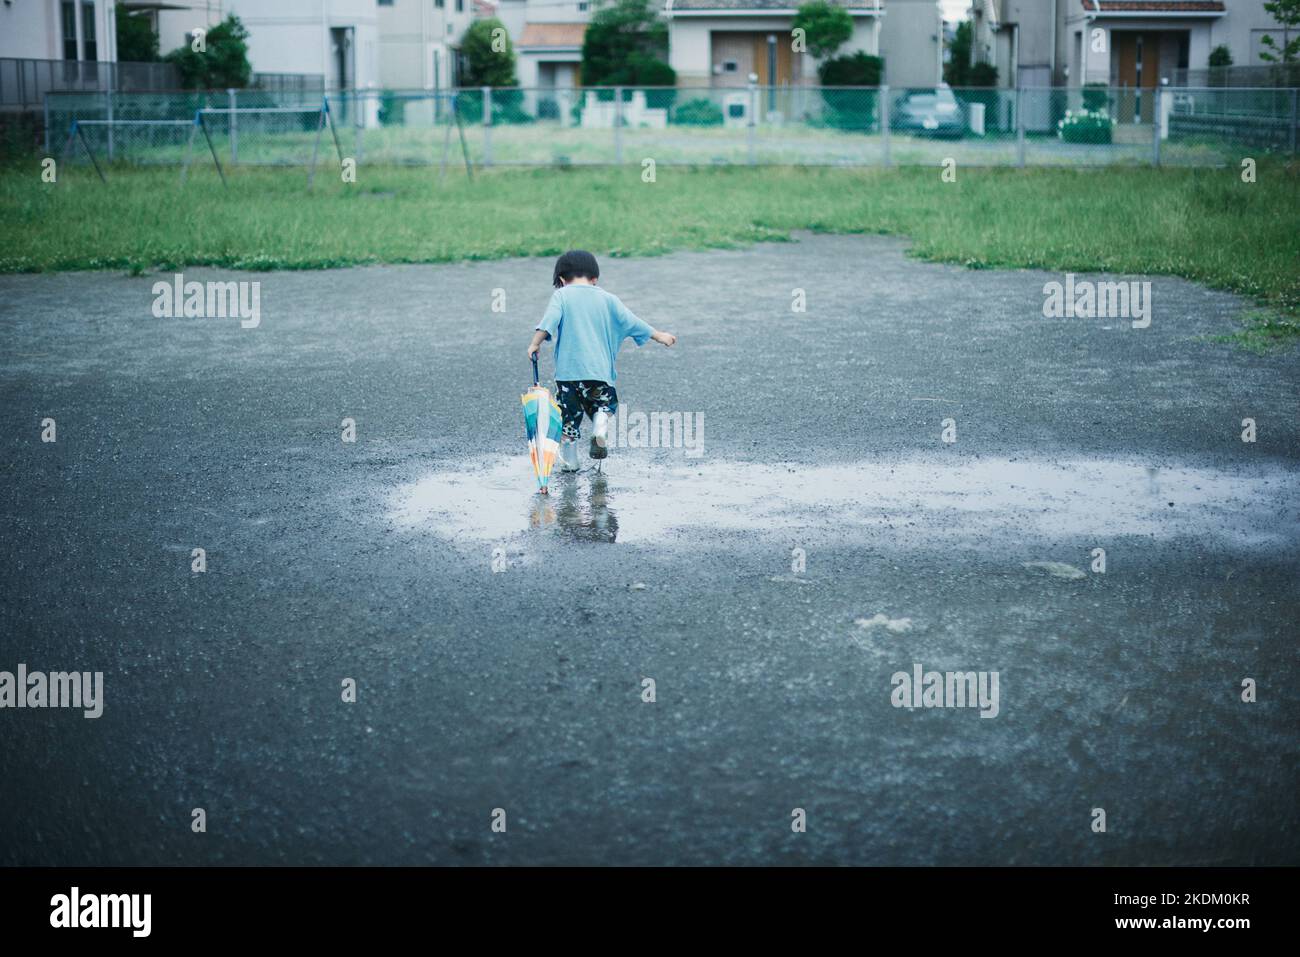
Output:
[613,86,624,164]
[1016,87,1026,168]
[880,85,890,168]
[228,88,237,165]
[481,86,492,167]
[747,79,757,166]
[1291,88,1297,154]
[1151,84,1161,167]
[44,94,51,155]
[354,88,362,164]
[105,89,114,161]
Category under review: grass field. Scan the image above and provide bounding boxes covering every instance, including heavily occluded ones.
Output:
[2,162,1296,336]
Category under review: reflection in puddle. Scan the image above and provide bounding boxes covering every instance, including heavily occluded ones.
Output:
[388,454,1299,549]
[550,473,619,543]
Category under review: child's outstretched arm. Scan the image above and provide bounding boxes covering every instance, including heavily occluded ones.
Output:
[526,329,550,359]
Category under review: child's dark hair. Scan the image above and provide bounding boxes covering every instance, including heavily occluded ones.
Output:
[553,250,600,289]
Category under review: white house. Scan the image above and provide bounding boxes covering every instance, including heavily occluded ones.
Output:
[375,0,481,92]
[0,0,116,62]
[972,1,1296,91]
[141,0,380,90]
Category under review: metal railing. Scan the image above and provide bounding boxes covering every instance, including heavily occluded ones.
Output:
[0,57,324,110]
[41,84,1300,170]
[1172,64,1300,88]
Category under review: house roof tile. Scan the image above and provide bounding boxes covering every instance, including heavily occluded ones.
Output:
[1079,1,1226,12]
[669,0,878,10]
[518,22,588,47]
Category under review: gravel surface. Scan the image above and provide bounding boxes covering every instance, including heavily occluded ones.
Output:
[1,233,1297,865]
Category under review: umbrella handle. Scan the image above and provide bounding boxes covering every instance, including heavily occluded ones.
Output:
[531,354,540,387]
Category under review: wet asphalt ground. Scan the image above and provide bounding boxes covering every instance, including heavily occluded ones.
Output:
[1,233,1297,866]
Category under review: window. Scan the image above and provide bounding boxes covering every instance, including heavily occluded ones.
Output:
[61,1,78,60]
[435,0,443,8]
[82,2,97,61]
[578,1,589,9]
[456,0,464,11]
[378,0,394,6]
[723,61,737,73]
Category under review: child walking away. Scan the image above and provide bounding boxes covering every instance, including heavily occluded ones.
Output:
[527,250,676,471]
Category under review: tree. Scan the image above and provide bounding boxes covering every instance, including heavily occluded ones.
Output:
[460,18,518,88]
[581,0,673,87]
[163,15,252,90]
[116,6,159,63]
[945,20,972,86]
[1259,0,1300,64]
[793,1,853,61]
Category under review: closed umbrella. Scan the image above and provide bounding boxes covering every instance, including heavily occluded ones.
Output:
[521,355,563,494]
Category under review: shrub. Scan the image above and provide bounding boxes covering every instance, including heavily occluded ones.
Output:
[378,92,406,127]
[818,52,883,130]
[674,98,724,126]
[1057,108,1114,144]
[1082,82,1109,111]
[632,56,678,111]
[968,61,998,87]
[818,51,883,87]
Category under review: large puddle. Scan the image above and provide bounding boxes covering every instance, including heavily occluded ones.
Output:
[387,454,1299,549]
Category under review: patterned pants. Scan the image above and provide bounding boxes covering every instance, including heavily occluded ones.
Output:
[555,380,619,441]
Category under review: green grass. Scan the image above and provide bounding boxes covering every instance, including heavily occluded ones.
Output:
[1211,309,1300,352]
[2,162,1297,338]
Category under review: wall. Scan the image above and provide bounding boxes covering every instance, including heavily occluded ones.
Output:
[878,0,940,88]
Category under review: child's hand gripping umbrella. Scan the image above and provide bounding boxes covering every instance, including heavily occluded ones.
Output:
[521,355,564,494]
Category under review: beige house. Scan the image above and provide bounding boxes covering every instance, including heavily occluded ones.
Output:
[666,0,886,88]
[497,0,592,90]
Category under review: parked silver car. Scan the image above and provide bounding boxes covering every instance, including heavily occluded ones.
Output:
[891,87,965,139]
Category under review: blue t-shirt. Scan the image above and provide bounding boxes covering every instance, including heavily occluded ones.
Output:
[536,285,653,384]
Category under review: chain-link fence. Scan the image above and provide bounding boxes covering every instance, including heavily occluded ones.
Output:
[45,84,1299,172]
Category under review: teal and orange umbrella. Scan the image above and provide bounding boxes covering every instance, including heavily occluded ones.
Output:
[521,356,563,494]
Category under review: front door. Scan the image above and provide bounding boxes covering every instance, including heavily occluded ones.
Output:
[752,32,792,88]
[1114,31,1160,123]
